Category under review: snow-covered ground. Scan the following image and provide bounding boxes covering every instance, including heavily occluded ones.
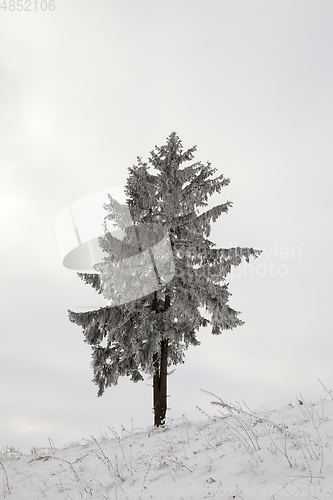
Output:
[1,388,333,500]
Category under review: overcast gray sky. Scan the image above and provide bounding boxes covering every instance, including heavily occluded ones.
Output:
[1,0,333,453]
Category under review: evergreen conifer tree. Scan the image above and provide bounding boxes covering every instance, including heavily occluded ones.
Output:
[68,132,261,427]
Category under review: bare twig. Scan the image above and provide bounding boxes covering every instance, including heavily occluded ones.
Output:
[318,379,333,400]
[1,462,11,497]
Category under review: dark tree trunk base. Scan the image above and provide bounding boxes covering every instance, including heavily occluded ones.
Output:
[152,294,170,427]
[153,338,168,427]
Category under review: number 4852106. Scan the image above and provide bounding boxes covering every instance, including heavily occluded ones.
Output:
[0,0,55,10]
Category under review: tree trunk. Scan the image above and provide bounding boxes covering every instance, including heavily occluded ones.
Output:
[153,338,168,426]
[152,293,170,427]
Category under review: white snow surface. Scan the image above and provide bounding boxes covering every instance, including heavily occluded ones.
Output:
[1,392,333,500]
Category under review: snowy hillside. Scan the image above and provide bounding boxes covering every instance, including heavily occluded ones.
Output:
[1,389,333,500]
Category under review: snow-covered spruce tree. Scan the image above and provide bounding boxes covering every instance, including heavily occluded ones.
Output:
[68,132,261,427]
